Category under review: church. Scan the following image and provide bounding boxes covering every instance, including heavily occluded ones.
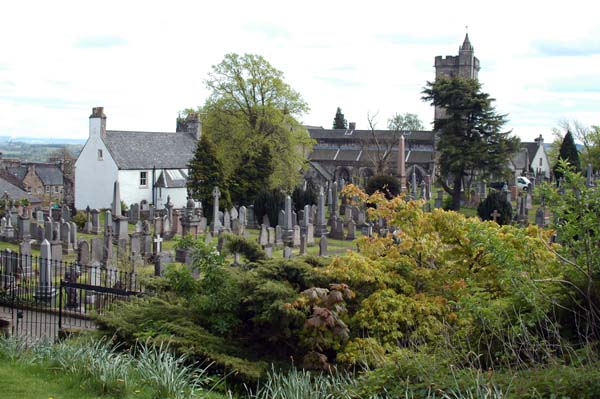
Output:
[304,34,481,187]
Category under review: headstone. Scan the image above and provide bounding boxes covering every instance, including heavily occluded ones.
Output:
[434,190,443,209]
[264,245,273,258]
[129,203,140,223]
[346,219,356,240]
[223,210,231,232]
[283,246,292,259]
[292,225,301,247]
[331,182,339,217]
[275,225,283,246]
[211,187,221,234]
[262,214,271,228]
[306,224,315,246]
[51,240,62,263]
[230,207,238,221]
[103,225,114,267]
[70,222,78,251]
[35,240,56,299]
[239,206,247,226]
[282,196,294,244]
[61,204,71,223]
[319,235,328,256]
[78,240,90,265]
[91,209,101,234]
[267,227,276,246]
[18,240,33,277]
[315,188,328,237]
[535,207,546,228]
[278,210,285,229]
[153,234,163,254]
[259,224,268,246]
[17,215,31,241]
[61,221,73,254]
[299,234,307,255]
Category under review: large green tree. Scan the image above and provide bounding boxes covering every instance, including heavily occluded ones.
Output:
[187,134,231,221]
[201,53,313,192]
[553,130,581,181]
[387,112,425,131]
[333,107,347,129]
[422,76,520,210]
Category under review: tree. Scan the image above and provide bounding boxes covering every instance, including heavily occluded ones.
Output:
[333,107,348,129]
[553,130,581,181]
[422,76,520,210]
[360,112,398,175]
[201,53,313,192]
[554,119,599,173]
[228,144,274,206]
[187,134,231,221]
[387,113,425,132]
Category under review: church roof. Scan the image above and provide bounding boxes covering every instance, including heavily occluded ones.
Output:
[307,127,435,143]
[103,130,197,170]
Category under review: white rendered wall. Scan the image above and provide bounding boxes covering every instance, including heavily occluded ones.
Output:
[531,146,550,179]
[75,119,119,210]
[119,169,189,209]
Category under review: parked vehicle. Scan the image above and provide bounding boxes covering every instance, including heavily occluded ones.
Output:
[516,176,531,191]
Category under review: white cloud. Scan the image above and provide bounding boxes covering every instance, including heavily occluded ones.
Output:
[0,0,599,143]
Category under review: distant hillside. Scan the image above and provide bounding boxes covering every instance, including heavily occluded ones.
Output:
[0,140,83,162]
[0,136,86,145]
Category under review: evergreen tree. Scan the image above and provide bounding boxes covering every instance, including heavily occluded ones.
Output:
[553,130,581,181]
[187,134,231,221]
[422,76,520,210]
[333,107,348,129]
[229,144,274,206]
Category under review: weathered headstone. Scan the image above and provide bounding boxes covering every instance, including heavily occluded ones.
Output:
[275,225,283,246]
[91,209,101,234]
[319,235,328,256]
[18,240,33,277]
[315,188,328,237]
[35,240,56,300]
[292,225,301,247]
[283,246,292,259]
[346,219,356,240]
[259,224,268,246]
[299,234,307,255]
[78,239,90,265]
[61,221,73,254]
[211,187,222,235]
[434,190,443,209]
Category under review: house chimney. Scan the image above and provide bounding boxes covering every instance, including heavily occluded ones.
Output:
[349,122,356,130]
[534,134,544,147]
[89,106,107,139]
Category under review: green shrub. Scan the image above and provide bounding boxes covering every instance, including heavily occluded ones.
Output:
[291,183,318,213]
[173,234,199,250]
[365,175,400,199]
[477,190,512,225]
[72,211,87,230]
[223,234,266,262]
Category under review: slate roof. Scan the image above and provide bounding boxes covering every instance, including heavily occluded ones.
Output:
[308,127,435,143]
[523,143,540,159]
[103,130,197,170]
[511,148,529,170]
[6,164,63,185]
[35,165,63,185]
[0,175,41,204]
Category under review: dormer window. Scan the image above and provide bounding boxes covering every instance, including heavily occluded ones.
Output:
[98,149,103,160]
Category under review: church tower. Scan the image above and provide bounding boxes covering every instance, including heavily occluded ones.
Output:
[434,34,481,120]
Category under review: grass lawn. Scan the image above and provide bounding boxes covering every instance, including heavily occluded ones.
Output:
[0,360,231,399]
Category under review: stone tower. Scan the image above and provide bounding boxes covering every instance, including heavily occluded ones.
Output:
[434,34,481,120]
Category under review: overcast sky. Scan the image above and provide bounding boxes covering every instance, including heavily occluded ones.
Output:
[1,1,599,142]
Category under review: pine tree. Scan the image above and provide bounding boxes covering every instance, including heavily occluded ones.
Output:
[229,144,274,206]
[333,107,347,129]
[187,134,231,221]
[553,130,581,181]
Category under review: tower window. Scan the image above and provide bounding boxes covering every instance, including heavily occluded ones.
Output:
[98,149,103,160]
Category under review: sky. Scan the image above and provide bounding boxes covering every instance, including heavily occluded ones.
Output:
[0,1,599,143]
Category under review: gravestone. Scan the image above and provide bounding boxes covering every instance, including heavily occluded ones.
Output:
[70,222,78,251]
[267,227,276,246]
[129,203,140,223]
[314,188,328,237]
[346,219,356,240]
[44,219,54,242]
[278,210,285,229]
[223,210,231,232]
[91,209,101,234]
[78,240,90,266]
[319,235,328,256]
[264,245,273,258]
[275,225,283,246]
[211,187,222,235]
[90,237,103,264]
[283,246,292,259]
[292,225,301,247]
[61,221,73,254]
[434,191,443,209]
[18,240,33,277]
[306,223,315,246]
[299,234,307,255]
[35,240,56,300]
[535,207,546,228]
[259,224,269,246]
[282,196,294,245]
[61,204,71,223]
[17,215,31,241]
[51,240,62,262]
[239,206,247,226]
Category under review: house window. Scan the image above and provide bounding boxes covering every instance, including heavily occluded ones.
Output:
[140,171,148,187]
[539,158,542,167]
[98,149,103,160]
[45,186,50,193]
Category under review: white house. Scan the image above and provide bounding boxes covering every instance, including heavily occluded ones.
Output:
[509,135,551,181]
[75,107,199,210]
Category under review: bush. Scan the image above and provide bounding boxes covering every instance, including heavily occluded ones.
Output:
[254,189,285,227]
[173,234,198,250]
[72,211,87,230]
[477,190,512,225]
[365,175,400,199]
[291,183,318,213]
[224,234,266,262]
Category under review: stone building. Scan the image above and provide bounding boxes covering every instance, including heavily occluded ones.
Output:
[5,162,66,205]
[306,127,436,187]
